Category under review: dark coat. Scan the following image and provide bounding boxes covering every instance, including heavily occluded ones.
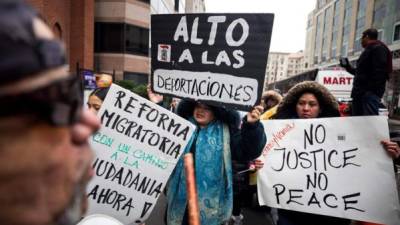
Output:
[176,99,266,162]
[350,41,391,99]
[275,81,349,225]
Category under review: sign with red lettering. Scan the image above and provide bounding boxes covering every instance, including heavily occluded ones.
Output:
[258,116,400,225]
[315,70,353,100]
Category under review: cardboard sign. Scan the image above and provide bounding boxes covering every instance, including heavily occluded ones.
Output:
[151,13,274,111]
[258,116,400,225]
[86,84,195,225]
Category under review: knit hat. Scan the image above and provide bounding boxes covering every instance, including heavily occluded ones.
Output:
[0,1,66,88]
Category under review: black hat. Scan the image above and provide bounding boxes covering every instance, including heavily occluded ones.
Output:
[0,1,66,86]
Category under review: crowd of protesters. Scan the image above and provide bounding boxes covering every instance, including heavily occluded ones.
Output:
[1,2,400,225]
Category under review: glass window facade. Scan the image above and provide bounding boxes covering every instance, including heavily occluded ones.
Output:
[322,6,332,62]
[95,22,149,56]
[395,0,400,21]
[315,13,323,62]
[125,24,149,56]
[373,0,387,30]
[341,0,352,57]
[331,0,340,58]
[394,23,400,42]
[354,0,367,53]
[123,72,148,84]
[95,23,124,53]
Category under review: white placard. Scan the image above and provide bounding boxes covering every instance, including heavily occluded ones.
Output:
[86,84,195,225]
[258,116,400,225]
[153,69,258,106]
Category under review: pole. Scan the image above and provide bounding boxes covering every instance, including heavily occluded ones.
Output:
[184,153,200,225]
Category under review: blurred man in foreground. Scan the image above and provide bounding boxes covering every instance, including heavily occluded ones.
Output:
[0,1,100,224]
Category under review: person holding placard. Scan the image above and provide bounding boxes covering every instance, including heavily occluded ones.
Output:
[272,81,400,225]
[163,99,266,225]
[0,1,100,224]
[273,81,350,225]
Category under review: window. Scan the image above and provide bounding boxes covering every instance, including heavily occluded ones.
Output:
[123,72,148,85]
[95,23,124,53]
[394,23,400,42]
[125,24,149,56]
[95,22,149,56]
[174,0,179,12]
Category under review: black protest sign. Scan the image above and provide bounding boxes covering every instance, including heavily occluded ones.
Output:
[151,13,274,111]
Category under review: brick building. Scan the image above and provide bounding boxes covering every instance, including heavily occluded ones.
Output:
[26,0,95,71]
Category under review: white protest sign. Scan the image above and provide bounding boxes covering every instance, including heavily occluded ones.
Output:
[258,116,400,225]
[86,84,195,225]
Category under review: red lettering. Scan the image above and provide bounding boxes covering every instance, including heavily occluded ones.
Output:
[323,77,332,84]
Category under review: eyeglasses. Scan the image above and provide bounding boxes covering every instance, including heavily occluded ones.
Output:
[0,74,83,126]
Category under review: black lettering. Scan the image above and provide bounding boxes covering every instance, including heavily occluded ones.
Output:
[343,148,361,168]
[287,189,304,205]
[298,152,312,169]
[304,124,314,149]
[307,192,321,207]
[272,148,286,171]
[287,149,299,169]
[101,109,115,127]
[243,86,253,102]
[233,85,243,101]
[124,96,138,113]
[140,202,154,218]
[328,150,342,168]
[323,194,338,208]
[114,90,126,108]
[273,184,285,204]
[146,108,159,122]
[343,192,365,212]
[315,125,326,144]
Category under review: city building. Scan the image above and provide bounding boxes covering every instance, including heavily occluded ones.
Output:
[265,51,305,89]
[94,0,205,84]
[94,0,151,84]
[26,0,95,71]
[305,0,400,116]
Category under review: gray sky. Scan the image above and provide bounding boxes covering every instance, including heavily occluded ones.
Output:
[204,0,316,53]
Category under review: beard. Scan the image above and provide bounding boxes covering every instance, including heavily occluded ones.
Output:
[55,183,87,225]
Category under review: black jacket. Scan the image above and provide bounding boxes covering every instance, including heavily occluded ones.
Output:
[349,42,390,98]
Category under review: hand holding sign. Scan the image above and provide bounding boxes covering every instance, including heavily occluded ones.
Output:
[147,85,163,104]
[381,139,400,159]
[247,105,264,123]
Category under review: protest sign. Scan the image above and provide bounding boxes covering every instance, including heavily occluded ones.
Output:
[258,116,400,225]
[151,13,274,111]
[86,84,195,225]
